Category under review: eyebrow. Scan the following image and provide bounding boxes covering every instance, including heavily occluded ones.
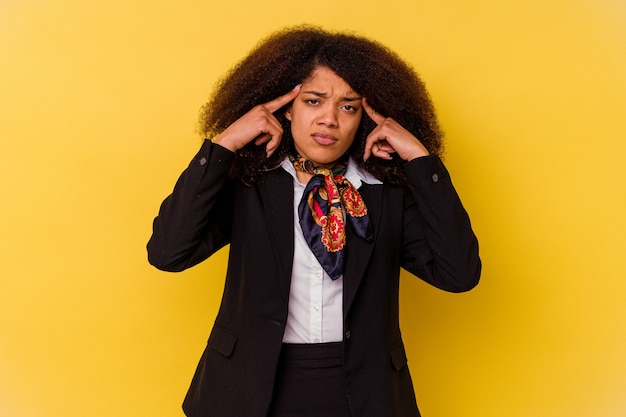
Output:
[302,90,362,101]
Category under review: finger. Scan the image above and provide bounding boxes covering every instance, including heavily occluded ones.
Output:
[364,128,397,161]
[254,132,272,146]
[253,127,282,156]
[368,140,394,161]
[373,151,393,160]
[372,143,394,160]
[245,101,284,144]
[362,97,386,125]
[257,109,284,136]
[264,129,283,157]
[263,84,302,113]
[376,140,396,153]
[363,120,386,160]
[363,127,380,161]
[366,144,389,160]
[255,122,286,157]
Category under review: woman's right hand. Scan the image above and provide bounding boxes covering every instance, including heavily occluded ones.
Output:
[213,85,301,157]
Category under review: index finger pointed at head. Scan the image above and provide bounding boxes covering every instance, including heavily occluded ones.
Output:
[362,97,385,125]
[263,84,302,113]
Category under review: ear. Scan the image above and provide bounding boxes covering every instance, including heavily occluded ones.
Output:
[284,106,292,121]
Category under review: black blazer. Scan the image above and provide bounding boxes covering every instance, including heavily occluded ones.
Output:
[148,140,481,417]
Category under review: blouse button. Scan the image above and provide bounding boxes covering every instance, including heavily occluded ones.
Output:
[431,173,439,183]
[199,157,208,166]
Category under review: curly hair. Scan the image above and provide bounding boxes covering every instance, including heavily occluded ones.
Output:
[199,25,444,185]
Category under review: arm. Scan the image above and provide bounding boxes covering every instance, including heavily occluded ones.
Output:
[362,98,480,291]
[147,141,236,272]
[401,155,481,292]
[148,86,302,272]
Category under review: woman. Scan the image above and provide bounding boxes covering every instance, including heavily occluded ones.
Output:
[148,26,480,417]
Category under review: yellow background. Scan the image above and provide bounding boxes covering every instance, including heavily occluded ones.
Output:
[1,0,625,416]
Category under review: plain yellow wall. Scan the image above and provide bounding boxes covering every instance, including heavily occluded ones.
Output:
[1,0,625,416]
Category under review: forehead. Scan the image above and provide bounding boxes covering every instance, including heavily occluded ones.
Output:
[302,66,357,94]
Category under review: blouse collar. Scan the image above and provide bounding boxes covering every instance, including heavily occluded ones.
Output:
[280,156,382,188]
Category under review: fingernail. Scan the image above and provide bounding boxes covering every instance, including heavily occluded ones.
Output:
[294,84,302,90]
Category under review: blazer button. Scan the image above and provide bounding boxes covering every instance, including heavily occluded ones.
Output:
[345,330,351,340]
[431,173,439,183]
[199,157,208,166]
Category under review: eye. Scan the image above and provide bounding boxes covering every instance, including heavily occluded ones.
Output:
[341,104,359,113]
[305,98,320,106]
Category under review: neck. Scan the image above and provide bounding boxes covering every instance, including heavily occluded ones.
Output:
[295,169,314,184]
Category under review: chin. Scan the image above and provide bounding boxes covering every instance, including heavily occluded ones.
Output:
[310,153,342,167]
[296,143,347,167]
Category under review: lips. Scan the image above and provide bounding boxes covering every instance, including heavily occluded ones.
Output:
[311,133,338,146]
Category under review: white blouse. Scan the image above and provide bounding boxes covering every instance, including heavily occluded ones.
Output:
[280,157,381,344]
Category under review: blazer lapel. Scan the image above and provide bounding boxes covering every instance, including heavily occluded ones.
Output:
[258,170,295,302]
[343,182,383,318]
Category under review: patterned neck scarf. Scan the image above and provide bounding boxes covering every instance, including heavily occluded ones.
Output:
[290,155,373,280]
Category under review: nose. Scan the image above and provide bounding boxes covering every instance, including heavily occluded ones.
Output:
[316,105,338,127]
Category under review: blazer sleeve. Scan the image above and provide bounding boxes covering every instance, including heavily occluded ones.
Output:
[400,155,481,292]
[147,140,236,272]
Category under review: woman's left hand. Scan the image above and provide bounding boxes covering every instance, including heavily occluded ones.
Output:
[362,98,430,162]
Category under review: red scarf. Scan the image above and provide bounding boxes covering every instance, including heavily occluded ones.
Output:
[291,155,373,280]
